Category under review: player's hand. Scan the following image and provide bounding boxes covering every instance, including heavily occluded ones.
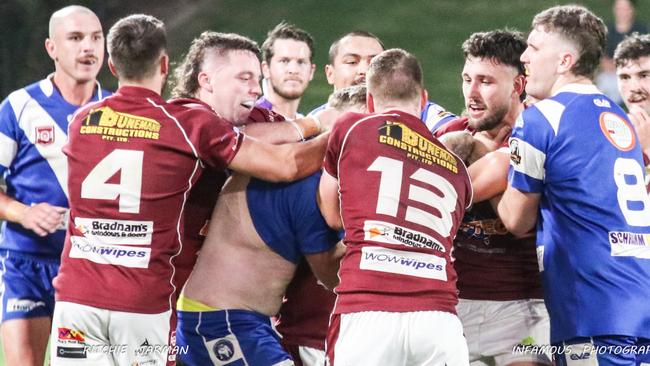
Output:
[629,105,650,156]
[18,203,68,237]
[315,108,342,133]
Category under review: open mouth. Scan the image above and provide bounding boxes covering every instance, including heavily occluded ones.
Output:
[240,100,255,109]
[628,93,648,104]
[78,58,97,66]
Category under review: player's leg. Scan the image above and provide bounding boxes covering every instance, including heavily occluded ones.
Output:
[50,301,113,366]
[0,250,58,366]
[326,311,406,366]
[108,308,174,366]
[410,310,469,366]
[177,308,293,366]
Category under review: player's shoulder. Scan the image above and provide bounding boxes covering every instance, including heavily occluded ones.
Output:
[1,80,44,115]
[247,105,285,123]
[422,100,457,132]
[433,116,470,138]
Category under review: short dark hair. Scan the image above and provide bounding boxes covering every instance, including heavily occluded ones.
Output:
[462,29,526,76]
[328,31,384,64]
[328,84,367,111]
[261,22,314,63]
[107,14,166,81]
[171,31,260,98]
[614,32,650,68]
[367,48,422,103]
[532,5,607,79]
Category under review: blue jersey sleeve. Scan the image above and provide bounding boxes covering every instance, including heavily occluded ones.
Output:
[0,94,21,174]
[508,101,557,193]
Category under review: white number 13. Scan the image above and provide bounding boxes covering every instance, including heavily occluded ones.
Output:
[368,156,458,237]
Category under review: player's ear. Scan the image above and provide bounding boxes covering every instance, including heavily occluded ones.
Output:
[198,71,213,93]
[514,74,526,97]
[367,92,375,113]
[421,89,428,111]
[108,58,118,77]
[558,51,575,74]
[45,38,57,62]
[325,64,335,85]
[160,54,169,76]
[261,61,271,79]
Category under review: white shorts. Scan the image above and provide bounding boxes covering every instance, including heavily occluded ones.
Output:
[50,301,175,366]
[457,298,551,366]
[326,310,468,366]
[299,345,326,366]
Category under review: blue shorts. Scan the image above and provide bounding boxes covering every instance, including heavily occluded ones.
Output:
[554,336,650,366]
[176,309,293,366]
[0,249,58,322]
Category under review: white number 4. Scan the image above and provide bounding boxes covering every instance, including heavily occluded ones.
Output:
[81,149,144,213]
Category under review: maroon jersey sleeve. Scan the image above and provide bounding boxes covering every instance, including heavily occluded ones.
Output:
[433,116,470,138]
[323,112,366,178]
[247,106,285,123]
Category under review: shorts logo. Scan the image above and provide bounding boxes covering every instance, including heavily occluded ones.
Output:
[360,246,447,280]
[58,327,86,343]
[35,125,54,145]
[6,298,46,313]
[363,220,445,252]
[213,339,234,361]
[57,346,87,359]
[599,112,635,151]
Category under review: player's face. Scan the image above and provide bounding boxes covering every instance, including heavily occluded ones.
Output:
[618,56,650,113]
[47,11,104,84]
[520,28,563,100]
[206,50,262,125]
[263,39,315,100]
[462,56,518,132]
[325,36,383,90]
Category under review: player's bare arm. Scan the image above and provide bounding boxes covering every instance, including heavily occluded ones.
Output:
[317,169,342,230]
[243,115,322,144]
[468,150,509,203]
[497,187,540,237]
[305,241,346,290]
[0,191,66,237]
[228,132,329,182]
[629,105,650,159]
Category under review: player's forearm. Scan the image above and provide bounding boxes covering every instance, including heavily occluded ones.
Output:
[497,187,539,237]
[0,192,26,223]
[283,132,329,181]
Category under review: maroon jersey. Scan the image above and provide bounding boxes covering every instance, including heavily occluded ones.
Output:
[56,86,242,314]
[324,110,471,314]
[435,117,543,300]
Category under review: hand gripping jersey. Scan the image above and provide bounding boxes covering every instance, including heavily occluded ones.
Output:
[435,117,542,300]
[508,83,650,342]
[324,110,472,314]
[55,86,243,314]
[0,78,109,258]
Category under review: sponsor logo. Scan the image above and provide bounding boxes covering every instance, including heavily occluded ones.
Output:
[6,298,46,313]
[75,217,153,245]
[510,139,522,165]
[363,220,445,252]
[570,352,592,360]
[81,106,161,142]
[58,327,86,343]
[609,231,650,259]
[213,339,235,361]
[459,217,508,242]
[599,112,635,151]
[35,125,54,145]
[377,121,458,173]
[57,346,87,359]
[70,236,151,268]
[593,98,611,108]
[359,246,447,280]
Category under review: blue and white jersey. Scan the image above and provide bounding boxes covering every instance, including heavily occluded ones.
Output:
[508,83,650,343]
[421,100,456,133]
[246,171,341,263]
[0,77,110,258]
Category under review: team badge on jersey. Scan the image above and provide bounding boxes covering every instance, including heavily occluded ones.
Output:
[35,125,55,145]
[599,112,636,151]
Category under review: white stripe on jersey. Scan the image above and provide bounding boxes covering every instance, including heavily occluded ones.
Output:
[9,89,69,198]
[0,132,17,168]
[535,99,565,136]
[510,137,546,180]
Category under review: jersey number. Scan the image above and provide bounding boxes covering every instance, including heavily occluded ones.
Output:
[614,158,650,226]
[368,156,458,237]
[81,149,144,213]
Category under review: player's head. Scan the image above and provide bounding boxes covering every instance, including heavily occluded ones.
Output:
[261,22,315,101]
[172,31,262,125]
[461,29,527,132]
[615,33,650,112]
[521,5,606,100]
[325,31,384,91]
[45,5,104,84]
[613,0,637,24]
[327,84,368,113]
[366,48,426,113]
[106,14,167,89]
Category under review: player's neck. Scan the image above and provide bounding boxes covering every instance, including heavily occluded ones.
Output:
[266,92,301,120]
[373,101,420,118]
[550,74,592,96]
[118,77,163,96]
[51,73,96,106]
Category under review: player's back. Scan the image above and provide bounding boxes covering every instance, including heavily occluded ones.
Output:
[325,110,472,315]
[56,86,241,314]
[510,84,650,341]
